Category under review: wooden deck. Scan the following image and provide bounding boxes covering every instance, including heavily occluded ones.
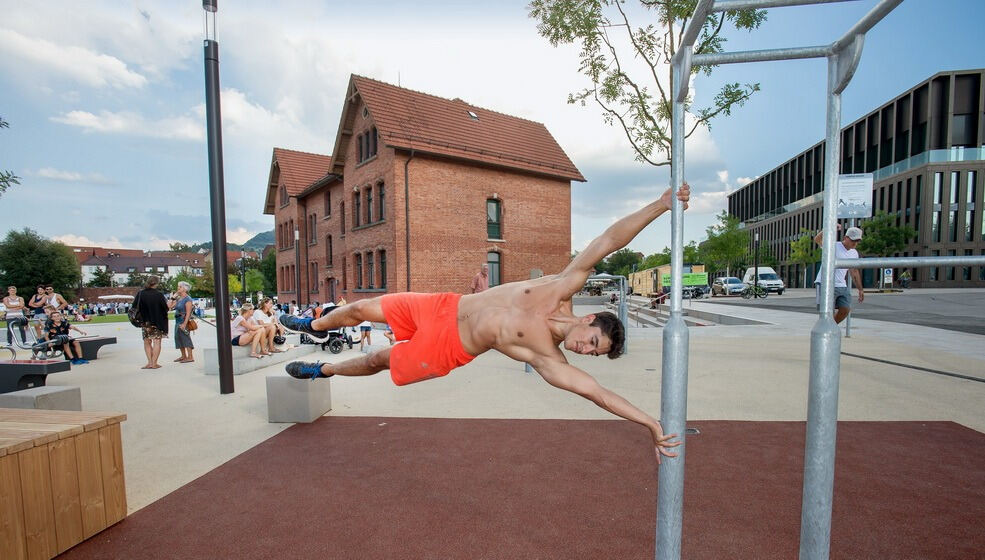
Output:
[0,408,127,560]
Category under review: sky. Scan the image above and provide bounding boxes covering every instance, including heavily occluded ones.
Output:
[1,0,983,257]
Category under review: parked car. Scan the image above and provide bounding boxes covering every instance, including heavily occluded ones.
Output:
[742,266,785,294]
[712,277,746,296]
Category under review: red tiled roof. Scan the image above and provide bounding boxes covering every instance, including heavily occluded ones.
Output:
[264,148,332,214]
[350,75,585,182]
[69,246,144,265]
[273,148,333,196]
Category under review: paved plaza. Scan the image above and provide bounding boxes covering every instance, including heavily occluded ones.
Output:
[33,289,984,516]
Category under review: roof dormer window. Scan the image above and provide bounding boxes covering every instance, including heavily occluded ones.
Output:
[467,110,479,121]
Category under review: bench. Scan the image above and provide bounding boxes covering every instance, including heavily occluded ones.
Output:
[0,359,72,394]
[0,408,127,559]
[203,335,316,376]
[75,337,117,361]
[0,386,82,411]
[265,373,332,423]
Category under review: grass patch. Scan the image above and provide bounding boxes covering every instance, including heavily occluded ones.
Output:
[1,312,176,329]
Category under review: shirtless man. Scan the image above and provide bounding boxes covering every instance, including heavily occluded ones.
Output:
[281,184,690,461]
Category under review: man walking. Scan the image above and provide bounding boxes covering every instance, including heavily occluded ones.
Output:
[279,185,690,461]
[470,264,489,293]
[814,225,864,324]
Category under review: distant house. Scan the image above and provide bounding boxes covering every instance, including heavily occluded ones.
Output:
[81,255,192,286]
[264,74,584,304]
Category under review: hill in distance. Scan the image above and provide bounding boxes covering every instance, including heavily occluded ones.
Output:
[174,229,274,254]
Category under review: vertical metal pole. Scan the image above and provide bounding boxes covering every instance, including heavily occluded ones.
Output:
[656,57,689,560]
[799,53,845,560]
[754,232,760,297]
[203,36,234,394]
[619,277,628,355]
[844,218,855,337]
[294,228,301,305]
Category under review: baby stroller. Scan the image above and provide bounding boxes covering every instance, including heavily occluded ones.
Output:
[297,303,354,354]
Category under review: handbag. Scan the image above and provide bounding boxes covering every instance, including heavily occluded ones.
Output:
[186,318,198,331]
[128,292,144,327]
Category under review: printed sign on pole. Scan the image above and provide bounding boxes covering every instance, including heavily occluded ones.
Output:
[883,268,893,283]
[661,272,709,287]
[837,173,873,219]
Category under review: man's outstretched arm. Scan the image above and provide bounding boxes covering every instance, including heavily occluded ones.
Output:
[532,356,680,463]
[556,184,690,296]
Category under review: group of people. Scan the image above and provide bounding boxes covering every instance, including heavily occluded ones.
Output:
[229,298,287,359]
[3,284,91,364]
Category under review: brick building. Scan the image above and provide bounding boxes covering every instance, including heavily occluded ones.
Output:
[264,75,585,305]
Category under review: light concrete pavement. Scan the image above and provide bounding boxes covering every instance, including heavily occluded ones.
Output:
[35,300,984,513]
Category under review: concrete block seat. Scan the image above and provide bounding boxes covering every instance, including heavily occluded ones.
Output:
[76,336,117,360]
[203,334,316,376]
[0,385,82,410]
[0,359,71,393]
[266,373,331,423]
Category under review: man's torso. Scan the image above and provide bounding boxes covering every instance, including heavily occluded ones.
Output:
[814,241,858,287]
[457,275,571,363]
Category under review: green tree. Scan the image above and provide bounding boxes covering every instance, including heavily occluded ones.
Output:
[0,117,20,198]
[245,269,265,293]
[699,211,749,276]
[597,248,642,277]
[86,266,115,288]
[857,211,917,288]
[259,250,276,293]
[125,271,149,287]
[789,228,821,288]
[194,266,214,296]
[227,274,242,295]
[529,1,765,167]
[0,229,81,299]
[857,211,917,257]
[169,242,193,252]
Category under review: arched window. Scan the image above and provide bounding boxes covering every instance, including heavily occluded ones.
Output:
[367,252,375,289]
[357,133,363,162]
[487,252,501,287]
[354,253,363,289]
[377,181,385,220]
[379,250,387,289]
[487,199,502,239]
[326,235,333,266]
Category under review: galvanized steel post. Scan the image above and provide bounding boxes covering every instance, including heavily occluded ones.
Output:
[619,277,629,355]
[656,54,690,560]
[799,52,846,560]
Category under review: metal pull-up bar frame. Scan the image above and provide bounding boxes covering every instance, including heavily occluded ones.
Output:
[658,1,984,559]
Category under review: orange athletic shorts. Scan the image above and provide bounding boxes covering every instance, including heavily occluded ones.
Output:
[380,292,476,386]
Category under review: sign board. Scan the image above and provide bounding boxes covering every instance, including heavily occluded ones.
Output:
[661,272,709,287]
[837,173,873,219]
[883,268,893,283]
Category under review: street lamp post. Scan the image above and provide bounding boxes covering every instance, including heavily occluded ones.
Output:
[754,231,760,298]
[241,249,246,303]
[202,0,233,393]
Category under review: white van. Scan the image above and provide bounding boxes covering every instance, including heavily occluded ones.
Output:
[742,266,785,294]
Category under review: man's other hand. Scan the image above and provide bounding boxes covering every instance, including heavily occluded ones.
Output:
[650,422,682,464]
[659,182,690,211]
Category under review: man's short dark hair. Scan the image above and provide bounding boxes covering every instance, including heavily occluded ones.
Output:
[590,312,624,359]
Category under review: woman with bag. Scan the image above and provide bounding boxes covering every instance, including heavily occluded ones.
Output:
[168,281,196,363]
[135,276,169,370]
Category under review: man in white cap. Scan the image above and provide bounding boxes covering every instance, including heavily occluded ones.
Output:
[813,225,864,324]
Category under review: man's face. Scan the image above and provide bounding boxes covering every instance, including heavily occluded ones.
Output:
[563,320,612,357]
[7,287,14,296]
[51,313,63,323]
[481,265,488,277]
[843,237,860,249]
[45,287,54,295]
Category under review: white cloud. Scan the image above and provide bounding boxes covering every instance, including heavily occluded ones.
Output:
[0,28,146,89]
[737,176,754,187]
[226,227,256,245]
[32,167,111,184]
[717,170,729,184]
[51,110,204,141]
[52,234,126,248]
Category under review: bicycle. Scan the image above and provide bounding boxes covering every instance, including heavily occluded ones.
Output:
[741,284,769,299]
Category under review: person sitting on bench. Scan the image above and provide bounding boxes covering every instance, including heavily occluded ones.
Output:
[44,309,89,365]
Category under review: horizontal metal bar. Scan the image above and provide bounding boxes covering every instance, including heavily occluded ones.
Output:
[692,45,831,66]
[831,0,903,51]
[835,256,985,269]
[711,0,856,12]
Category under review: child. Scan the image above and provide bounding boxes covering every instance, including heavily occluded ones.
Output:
[44,309,89,365]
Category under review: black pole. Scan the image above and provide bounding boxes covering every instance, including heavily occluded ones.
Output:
[204,38,234,394]
[754,233,760,298]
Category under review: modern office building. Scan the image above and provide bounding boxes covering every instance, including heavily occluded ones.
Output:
[728,69,985,288]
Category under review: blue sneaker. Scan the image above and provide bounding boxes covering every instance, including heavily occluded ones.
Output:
[78,359,89,365]
[70,358,81,365]
[285,361,331,380]
[278,315,330,343]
